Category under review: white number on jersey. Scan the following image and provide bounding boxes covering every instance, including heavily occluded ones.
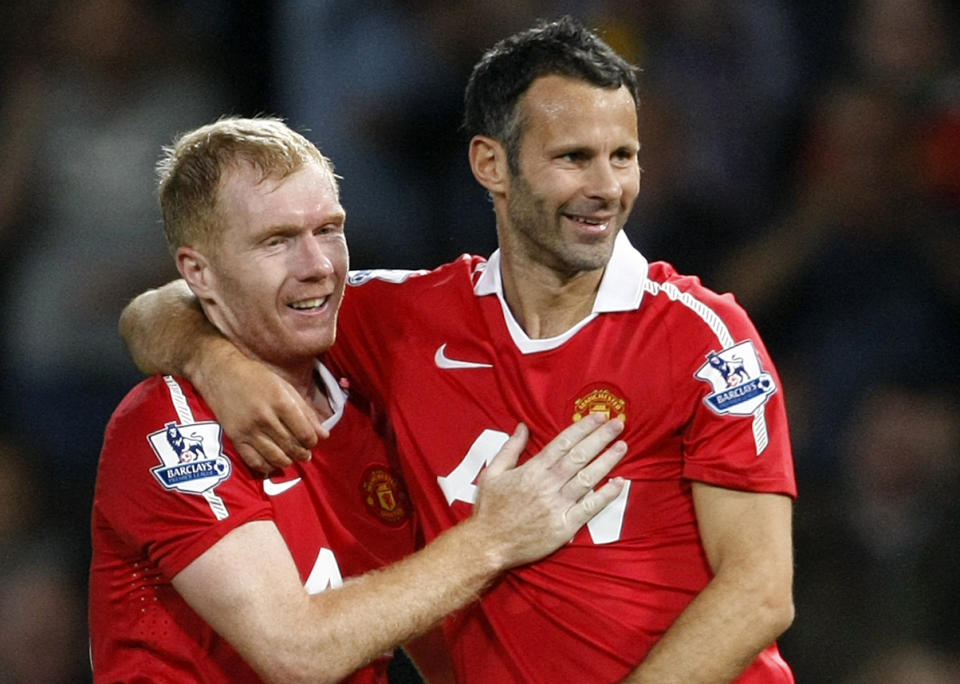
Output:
[305,547,344,594]
[437,430,630,544]
[437,429,509,505]
[585,480,631,544]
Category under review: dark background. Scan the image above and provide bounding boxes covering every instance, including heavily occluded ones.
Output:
[1,1,958,682]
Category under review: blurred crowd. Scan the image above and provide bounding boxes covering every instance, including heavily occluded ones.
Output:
[1,1,958,682]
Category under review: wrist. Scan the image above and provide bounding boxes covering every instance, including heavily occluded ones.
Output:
[450,516,513,577]
[431,517,508,596]
[181,333,234,387]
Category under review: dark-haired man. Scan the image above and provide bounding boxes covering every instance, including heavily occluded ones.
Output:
[122,17,796,683]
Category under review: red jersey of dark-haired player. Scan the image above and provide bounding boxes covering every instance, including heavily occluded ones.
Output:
[328,232,796,683]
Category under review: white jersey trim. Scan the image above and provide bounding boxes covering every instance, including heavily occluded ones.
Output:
[472,232,769,454]
[473,231,649,354]
[314,361,347,431]
[161,375,229,520]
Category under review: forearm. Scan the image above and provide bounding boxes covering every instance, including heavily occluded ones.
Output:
[119,279,233,378]
[277,518,504,683]
[622,568,794,683]
[182,418,626,682]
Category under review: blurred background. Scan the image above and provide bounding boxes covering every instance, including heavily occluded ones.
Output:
[1,1,958,682]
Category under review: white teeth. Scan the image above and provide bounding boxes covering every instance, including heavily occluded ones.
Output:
[570,215,604,225]
[289,297,326,310]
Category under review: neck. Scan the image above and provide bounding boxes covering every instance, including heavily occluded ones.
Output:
[271,362,334,422]
[498,250,603,339]
[206,304,333,420]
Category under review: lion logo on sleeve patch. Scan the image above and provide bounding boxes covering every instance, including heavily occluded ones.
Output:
[695,340,776,416]
[148,421,232,494]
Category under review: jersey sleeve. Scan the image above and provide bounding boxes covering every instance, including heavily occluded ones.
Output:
[94,376,274,578]
[670,282,797,497]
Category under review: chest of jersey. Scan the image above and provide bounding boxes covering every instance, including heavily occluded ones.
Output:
[337,277,707,549]
[404,300,686,478]
[332,263,794,683]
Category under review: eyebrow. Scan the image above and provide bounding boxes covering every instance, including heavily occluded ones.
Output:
[251,212,346,240]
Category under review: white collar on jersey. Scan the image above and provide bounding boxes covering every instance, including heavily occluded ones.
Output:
[473,230,650,353]
[311,361,347,430]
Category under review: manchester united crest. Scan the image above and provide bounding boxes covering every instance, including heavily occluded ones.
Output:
[360,466,411,525]
[572,384,628,423]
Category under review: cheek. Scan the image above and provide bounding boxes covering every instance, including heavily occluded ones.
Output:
[327,242,350,298]
[622,175,641,204]
[333,239,349,273]
[220,266,278,314]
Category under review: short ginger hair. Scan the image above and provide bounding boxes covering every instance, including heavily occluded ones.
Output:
[157,116,336,251]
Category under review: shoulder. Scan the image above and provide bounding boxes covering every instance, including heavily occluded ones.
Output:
[347,255,482,291]
[107,376,211,431]
[342,255,484,316]
[101,375,220,468]
[642,260,757,336]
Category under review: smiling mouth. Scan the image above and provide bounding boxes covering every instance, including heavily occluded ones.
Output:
[564,213,614,232]
[288,297,328,311]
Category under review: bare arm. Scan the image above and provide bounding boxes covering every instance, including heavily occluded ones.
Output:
[622,484,794,683]
[173,415,627,684]
[120,280,324,471]
[119,279,211,377]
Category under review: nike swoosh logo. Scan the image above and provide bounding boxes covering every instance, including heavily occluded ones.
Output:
[263,477,302,496]
[434,344,493,370]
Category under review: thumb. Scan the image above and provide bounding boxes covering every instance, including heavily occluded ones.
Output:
[482,423,528,479]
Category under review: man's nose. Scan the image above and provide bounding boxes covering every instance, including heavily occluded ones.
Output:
[585,160,623,202]
[295,235,334,279]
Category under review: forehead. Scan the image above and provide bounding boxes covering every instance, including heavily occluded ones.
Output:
[517,75,638,146]
[217,161,342,227]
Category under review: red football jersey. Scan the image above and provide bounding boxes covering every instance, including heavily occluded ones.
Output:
[328,233,796,683]
[89,365,415,683]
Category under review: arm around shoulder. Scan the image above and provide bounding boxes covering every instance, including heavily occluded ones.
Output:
[119,279,325,470]
[119,278,222,377]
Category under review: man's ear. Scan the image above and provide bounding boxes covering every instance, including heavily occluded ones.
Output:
[176,246,215,300]
[468,135,511,196]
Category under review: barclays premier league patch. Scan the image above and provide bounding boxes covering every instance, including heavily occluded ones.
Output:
[695,340,776,416]
[148,421,231,494]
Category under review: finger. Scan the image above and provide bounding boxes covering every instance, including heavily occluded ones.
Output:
[255,435,298,470]
[254,425,312,464]
[559,440,627,502]
[278,393,325,452]
[482,423,528,479]
[238,437,293,472]
[252,408,314,463]
[234,442,276,475]
[563,476,628,530]
[551,418,625,480]
[528,413,606,470]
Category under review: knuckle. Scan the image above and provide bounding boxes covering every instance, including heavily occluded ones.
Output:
[579,492,600,516]
[250,410,272,428]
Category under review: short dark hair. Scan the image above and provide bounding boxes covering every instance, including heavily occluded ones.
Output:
[462,16,640,172]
